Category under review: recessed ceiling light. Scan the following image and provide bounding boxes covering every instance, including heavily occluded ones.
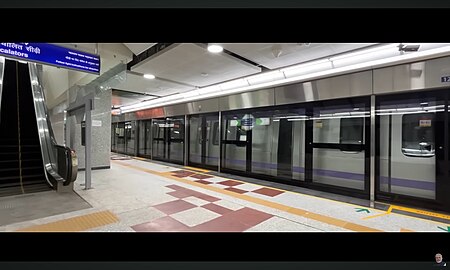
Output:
[207,44,223,53]
[201,72,208,77]
[143,74,155,79]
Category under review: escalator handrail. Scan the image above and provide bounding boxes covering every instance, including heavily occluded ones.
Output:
[28,62,77,187]
[0,57,5,124]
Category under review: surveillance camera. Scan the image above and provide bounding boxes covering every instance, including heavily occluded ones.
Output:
[271,44,282,58]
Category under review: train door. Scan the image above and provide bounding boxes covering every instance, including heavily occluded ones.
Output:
[188,114,219,170]
[376,91,450,211]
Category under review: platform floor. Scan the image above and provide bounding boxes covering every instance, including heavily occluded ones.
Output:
[1,154,450,232]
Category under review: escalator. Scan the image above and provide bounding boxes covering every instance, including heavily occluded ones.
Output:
[0,58,78,197]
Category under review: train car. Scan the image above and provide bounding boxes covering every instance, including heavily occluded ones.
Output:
[111,56,450,212]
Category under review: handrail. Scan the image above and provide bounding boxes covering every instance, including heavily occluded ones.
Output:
[28,62,77,187]
[0,57,5,124]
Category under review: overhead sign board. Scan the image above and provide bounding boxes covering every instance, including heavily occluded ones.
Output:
[0,43,100,74]
[441,75,450,83]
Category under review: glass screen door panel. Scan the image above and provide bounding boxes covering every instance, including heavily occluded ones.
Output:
[310,99,369,191]
[138,120,152,157]
[152,119,167,160]
[221,114,248,172]
[116,122,126,154]
[188,114,219,169]
[189,116,202,164]
[377,95,445,201]
[167,117,184,164]
[204,115,219,167]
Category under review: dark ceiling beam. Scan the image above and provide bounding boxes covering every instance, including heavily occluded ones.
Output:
[126,43,174,70]
[112,88,162,98]
[198,43,270,71]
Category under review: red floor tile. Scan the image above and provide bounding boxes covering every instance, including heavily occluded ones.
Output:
[202,203,233,215]
[194,193,220,202]
[224,207,273,227]
[194,180,212,185]
[132,216,189,232]
[225,187,248,194]
[190,174,213,180]
[252,187,285,197]
[171,170,196,178]
[218,180,243,186]
[167,190,191,199]
[166,184,219,202]
[153,199,197,215]
[189,207,273,232]
[166,184,185,191]
[189,215,249,232]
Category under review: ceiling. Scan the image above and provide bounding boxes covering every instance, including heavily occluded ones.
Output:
[112,43,377,108]
[123,43,157,55]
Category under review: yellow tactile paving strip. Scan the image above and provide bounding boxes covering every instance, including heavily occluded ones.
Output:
[113,160,382,232]
[16,210,119,232]
[390,204,450,221]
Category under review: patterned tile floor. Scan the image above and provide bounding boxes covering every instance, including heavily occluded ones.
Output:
[1,154,450,232]
[132,184,272,232]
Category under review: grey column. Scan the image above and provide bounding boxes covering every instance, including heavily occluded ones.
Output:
[134,121,138,157]
[184,115,188,166]
[370,94,376,207]
[218,111,221,173]
[150,119,154,160]
[85,100,92,189]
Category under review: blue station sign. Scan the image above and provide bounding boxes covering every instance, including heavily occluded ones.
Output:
[0,43,100,74]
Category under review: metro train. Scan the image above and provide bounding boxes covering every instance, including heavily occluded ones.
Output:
[111,56,450,212]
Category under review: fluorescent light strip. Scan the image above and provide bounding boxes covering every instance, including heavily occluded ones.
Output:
[377,109,444,116]
[120,44,450,113]
[330,43,400,61]
[246,70,285,85]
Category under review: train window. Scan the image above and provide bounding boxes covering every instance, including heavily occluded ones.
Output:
[340,118,364,145]
[212,122,219,145]
[402,113,435,157]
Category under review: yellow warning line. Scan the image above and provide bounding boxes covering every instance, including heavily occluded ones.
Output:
[16,210,119,232]
[363,205,393,220]
[391,204,450,221]
[113,160,382,232]
[183,166,210,173]
[361,202,450,227]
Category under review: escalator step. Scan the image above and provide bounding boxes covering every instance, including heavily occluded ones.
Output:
[0,183,51,198]
[0,179,47,188]
[0,167,19,172]
[0,174,46,181]
[0,186,24,197]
